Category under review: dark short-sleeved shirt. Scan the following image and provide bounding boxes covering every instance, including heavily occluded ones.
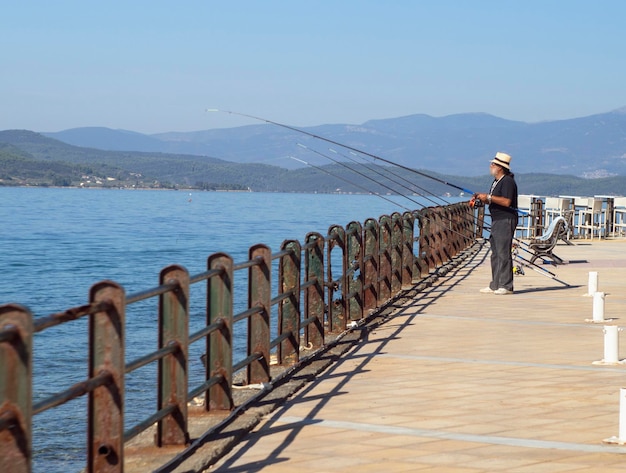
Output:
[489,174,518,221]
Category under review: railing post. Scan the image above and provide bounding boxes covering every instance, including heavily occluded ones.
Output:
[433,208,444,267]
[411,211,421,281]
[0,304,32,473]
[451,205,462,254]
[305,233,325,350]
[475,204,485,239]
[157,265,190,446]
[457,204,467,252]
[327,225,346,333]
[460,204,469,249]
[363,218,379,312]
[462,203,473,249]
[378,215,392,304]
[441,207,453,262]
[455,204,463,246]
[346,221,363,321]
[248,244,271,384]
[391,212,403,296]
[206,253,234,411]
[88,281,125,473]
[402,212,415,288]
[466,203,473,246]
[278,240,301,366]
[418,209,432,277]
[532,198,544,237]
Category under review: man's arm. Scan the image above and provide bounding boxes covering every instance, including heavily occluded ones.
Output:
[475,192,512,207]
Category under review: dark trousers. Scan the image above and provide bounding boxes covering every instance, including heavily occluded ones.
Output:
[489,218,516,291]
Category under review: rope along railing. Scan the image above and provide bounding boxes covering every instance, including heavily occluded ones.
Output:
[0,202,478,473]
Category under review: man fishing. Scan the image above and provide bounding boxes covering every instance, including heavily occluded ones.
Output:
[474,152,519,295]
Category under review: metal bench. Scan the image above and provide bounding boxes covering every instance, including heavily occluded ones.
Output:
[528,216,568,265]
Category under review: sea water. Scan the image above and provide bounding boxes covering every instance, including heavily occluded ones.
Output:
[0,187,458,472]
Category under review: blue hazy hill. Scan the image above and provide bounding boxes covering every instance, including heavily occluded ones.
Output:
[41,106,626,177]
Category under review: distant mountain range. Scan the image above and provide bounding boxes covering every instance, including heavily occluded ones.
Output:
[40,107,626,176]
[2,108,626,196]
[2,130,626,197]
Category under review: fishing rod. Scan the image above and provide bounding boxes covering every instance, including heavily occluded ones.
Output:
[208,109,568,286]
[509,242,572,285]
[297,144,568,285]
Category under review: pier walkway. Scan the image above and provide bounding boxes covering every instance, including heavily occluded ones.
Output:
[210,239,626,472]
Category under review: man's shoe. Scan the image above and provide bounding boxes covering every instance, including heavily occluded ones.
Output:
[494,288,513,295]
[479,287,494,293]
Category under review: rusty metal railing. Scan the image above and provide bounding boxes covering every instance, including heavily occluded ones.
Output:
[0,202,477,473]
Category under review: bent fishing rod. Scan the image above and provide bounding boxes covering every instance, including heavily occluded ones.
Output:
[209,108,530,220]
[296,145,568,285]
[208,109,568,285]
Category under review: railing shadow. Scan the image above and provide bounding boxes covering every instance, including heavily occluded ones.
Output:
[209,243,488,472]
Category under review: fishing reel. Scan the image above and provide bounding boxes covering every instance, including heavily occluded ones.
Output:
[469,194,484,208]
[511,243,525,276]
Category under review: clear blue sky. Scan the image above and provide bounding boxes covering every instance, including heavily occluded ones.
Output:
[2,1,625,134]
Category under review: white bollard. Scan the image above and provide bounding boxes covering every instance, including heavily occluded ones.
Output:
[592,292,606,322]
[586,271,598,296]
[604,388,626,445]
[603,325,620,364]
[619,388,626,443]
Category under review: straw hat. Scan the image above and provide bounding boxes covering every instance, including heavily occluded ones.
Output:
[490,152,512,170]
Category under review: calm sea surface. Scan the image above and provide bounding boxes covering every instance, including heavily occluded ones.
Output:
[0,187,457,472]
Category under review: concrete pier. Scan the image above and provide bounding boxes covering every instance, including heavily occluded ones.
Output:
[208,240,626,472]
